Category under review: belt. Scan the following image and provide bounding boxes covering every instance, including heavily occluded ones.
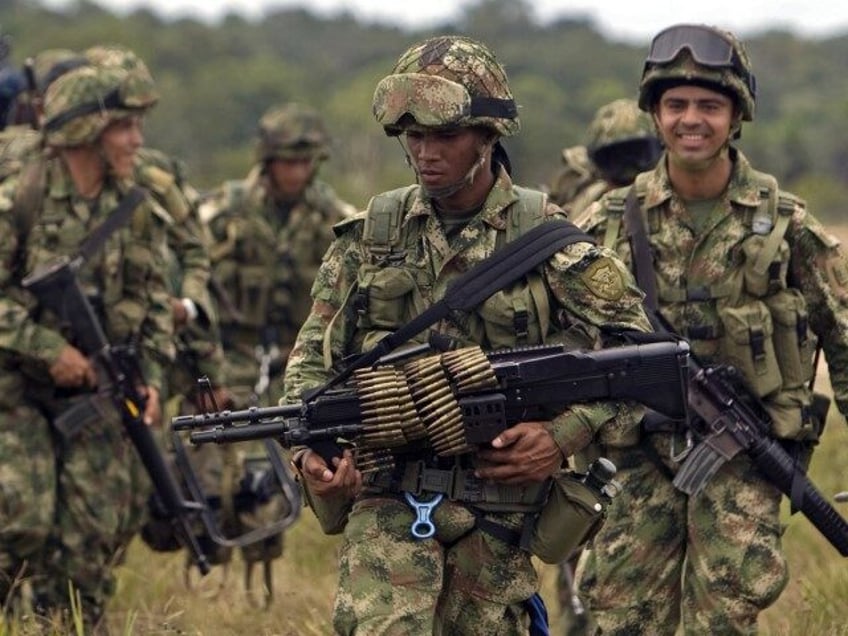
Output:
[366,459,548,508]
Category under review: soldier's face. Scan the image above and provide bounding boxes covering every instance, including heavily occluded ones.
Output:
[100,115,144,179]
[653,85,735,167]
[268,157,316,200]
[404,127,488,193]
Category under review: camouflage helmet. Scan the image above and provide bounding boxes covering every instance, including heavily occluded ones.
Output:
[32,48,88,95]
[255,102,331,162]
[372,35,520,137]
[585,99,658,154]
[638,24,756,121]
[42,63,158,147]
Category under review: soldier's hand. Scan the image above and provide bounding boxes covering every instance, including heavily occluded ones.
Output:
[300,448,362,499]
[49,344,97,388]
[474,421,563,485]
[142,385,162,427]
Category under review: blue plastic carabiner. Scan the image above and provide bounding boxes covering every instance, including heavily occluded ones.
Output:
[403,492,444,540]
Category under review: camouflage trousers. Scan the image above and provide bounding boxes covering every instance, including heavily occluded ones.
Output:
[576,434,788,635]
[36,404,151,620]
[333,496,538,635]
[0,405,56,599]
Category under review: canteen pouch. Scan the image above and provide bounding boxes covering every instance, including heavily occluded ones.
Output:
[717,301,782,397]
[527,472,608,564]
[763,288,814,390]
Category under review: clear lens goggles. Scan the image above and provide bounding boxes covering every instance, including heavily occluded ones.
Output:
[646,24,756,96]
[373,73,472,129]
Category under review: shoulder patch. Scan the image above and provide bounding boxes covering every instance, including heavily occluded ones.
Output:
[580,256,625,301]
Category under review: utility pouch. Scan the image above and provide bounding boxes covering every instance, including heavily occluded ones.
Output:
[763,387,819,441]
[741,233,789,297]
[527,472,609,564]
[237,264,272,328]
[477,279,543,349]
[355,264,416,331]
[764,289,814,390]
[718,301,782,397]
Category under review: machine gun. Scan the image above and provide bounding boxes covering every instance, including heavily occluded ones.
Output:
[23,253,213,574]
[671,358,848,557]
[174,338,690,474]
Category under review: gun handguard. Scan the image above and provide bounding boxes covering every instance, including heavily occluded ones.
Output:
[175,340,689,473]
[23,257,212,574]
[674,363,848,557]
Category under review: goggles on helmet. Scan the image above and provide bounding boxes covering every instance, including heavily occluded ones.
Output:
[373,73,517,134]
[645,24,756,99]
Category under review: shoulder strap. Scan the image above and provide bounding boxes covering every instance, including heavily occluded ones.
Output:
[77,187,148,263]
[507,186,547,242]
[622,185,659,313]
[362,185,419,255]
[315,218,593,395]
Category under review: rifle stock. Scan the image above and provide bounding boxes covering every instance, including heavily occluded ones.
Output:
[23,256,212,574]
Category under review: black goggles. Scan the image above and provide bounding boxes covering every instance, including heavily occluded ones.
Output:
[645,24,756,97]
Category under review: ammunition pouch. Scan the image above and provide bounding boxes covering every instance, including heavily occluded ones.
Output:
[717,301,783,398]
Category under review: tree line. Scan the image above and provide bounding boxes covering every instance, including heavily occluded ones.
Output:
[3,0,847,221]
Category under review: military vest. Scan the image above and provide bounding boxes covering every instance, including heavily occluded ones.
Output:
[332,184,564,364]
[604,169,819,441]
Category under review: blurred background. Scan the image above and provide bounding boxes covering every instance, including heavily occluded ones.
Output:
[3,0,847,219]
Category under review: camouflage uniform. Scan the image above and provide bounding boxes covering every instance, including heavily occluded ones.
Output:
[574,24,848,635]
[549,99,662,219]
[0,63,173,622]
[284,35,652,636]
[201,102,355,408]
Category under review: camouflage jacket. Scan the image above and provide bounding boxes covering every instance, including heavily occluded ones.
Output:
[0,153,174,405]
[548,145,601,209]
[579,149,848,433]
[284,167,652,456]
[200,165,355,353]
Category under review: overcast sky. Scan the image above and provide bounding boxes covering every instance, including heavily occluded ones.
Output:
[43,0,848,42]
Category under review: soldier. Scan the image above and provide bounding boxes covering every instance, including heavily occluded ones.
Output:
[0,62,172,629]
[549,99,662,218]
[552,98,662,636]
[284,34,653,635]
[574,24,848,634]
[200,101,355,409]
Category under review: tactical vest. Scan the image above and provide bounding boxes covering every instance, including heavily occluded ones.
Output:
[605,170,819,441]
[335,184,558,364]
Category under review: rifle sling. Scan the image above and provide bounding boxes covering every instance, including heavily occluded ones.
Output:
[622,187,659,315]
[76,186,147,263]
[322,218,593,392]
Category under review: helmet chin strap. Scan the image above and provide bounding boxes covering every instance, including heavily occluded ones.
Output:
[400,136,494,201]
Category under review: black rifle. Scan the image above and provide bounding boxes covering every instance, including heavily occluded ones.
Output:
[23,255,212,574]
[173,339,690,467]
[671,355,848,556]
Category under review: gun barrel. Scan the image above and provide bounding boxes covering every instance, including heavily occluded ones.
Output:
[172,403,301,430]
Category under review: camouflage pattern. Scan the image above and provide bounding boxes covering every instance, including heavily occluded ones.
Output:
[585,99,656,156]
[0,113,173,621]
[548,145,599,208]
[255,102,331,162]
[575,149,848,633]
[32,48,87,95]
[283,166,652,632]
[638,25,756,121]
[42,63,158,148]
[373,35,520,138]
[201,163,355,408]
